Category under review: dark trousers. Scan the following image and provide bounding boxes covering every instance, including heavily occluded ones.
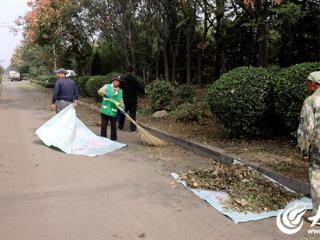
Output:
[101,113,117,141]
[118,102,137,132]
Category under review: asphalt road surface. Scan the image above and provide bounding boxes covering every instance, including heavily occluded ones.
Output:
[0,80,310,240]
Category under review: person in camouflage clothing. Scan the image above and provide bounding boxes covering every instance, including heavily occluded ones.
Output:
[297,71,320,220]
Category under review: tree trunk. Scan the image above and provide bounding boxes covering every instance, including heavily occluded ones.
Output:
[197,49,202,86]
[123,46,130,68]
[171,58,176,86]
[155,52,160,80]
[197,0,209,87]
[128,19,136,68]
[214,0,225,80]
[257,22,268,67]
[163,41,170,81]
[170,29,181,86]
[186,30,191,85]
[146,69,150,84]
[255,0,268,67]
[163,10,170,82]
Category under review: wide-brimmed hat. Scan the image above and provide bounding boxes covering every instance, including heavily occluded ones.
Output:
[54,68,67,75]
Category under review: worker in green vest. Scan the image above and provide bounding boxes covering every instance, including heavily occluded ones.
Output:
[98,75,124,141]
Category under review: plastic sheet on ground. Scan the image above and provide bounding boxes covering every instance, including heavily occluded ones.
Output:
[171,173,312,223]
[36,105,126,157]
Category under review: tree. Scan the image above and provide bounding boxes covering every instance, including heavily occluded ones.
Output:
[11,41,55,76]
[15,0,319,86]
[20,0,95,74]
[91,50,103,75]
[233,0,282,67]
[271,0,319,66]
[84,0,139,69]
[244,0,281,5]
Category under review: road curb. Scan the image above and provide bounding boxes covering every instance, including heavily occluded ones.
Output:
[79,100,310,195]
[141,124,310,195]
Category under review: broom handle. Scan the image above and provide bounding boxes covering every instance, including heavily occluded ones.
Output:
[105,98,139,128]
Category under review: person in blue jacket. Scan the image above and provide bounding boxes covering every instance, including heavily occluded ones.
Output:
[51,68,79,113]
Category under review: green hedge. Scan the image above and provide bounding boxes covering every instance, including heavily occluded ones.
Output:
[31,75,56,88]
[273,62,320,133]
[175,84,195,105]
[74,76,90,96]
[31,80,55,88]
[85,72,123,101]
[21,73,29,80]
[37,75,56,83]
[146,80,173,112]
[206,67,273,137]
[173,102,201,122]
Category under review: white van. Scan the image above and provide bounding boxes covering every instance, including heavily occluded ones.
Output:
[9,71,21,81]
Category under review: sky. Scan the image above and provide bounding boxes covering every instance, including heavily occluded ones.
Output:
[0,1,29,68]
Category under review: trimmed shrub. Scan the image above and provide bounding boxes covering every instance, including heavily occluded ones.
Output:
[37,75,56,83]
[146,80,173,111]
[21,73,29,80]
[206,67,273,138]
[273,62,320,133]
[85,72,123,101]
[175,84,195,105]
[31,75,56,88]
[74,76,90,96]
[173,102,201,122]
[85,75,110,100]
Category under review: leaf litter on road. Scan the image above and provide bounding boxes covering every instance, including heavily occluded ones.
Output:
[180,161,303,213]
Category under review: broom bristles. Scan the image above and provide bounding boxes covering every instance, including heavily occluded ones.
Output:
[136,125,167,146]
[106,98,167,146]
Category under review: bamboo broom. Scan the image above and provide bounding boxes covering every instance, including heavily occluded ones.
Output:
[106,98,167,146]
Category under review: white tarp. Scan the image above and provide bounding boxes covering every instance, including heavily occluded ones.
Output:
[171,173,312,223]
[36,105,126,157]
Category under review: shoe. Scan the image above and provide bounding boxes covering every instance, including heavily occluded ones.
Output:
[118,126,123,130]
[131,130,138,133]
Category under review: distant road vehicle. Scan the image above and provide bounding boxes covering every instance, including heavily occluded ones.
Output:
[9,71,21,81]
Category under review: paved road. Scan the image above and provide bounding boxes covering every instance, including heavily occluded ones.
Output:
[0,81,307,240]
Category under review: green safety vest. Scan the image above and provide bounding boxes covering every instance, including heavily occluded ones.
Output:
[100,84,123,118]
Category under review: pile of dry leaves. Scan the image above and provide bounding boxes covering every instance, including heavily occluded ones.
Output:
[180,161,303,213]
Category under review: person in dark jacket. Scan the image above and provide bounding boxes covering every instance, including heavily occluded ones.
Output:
[51,68,79,113]
[118,66,145,132]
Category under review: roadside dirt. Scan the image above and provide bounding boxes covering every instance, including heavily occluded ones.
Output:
[138,102,309,181]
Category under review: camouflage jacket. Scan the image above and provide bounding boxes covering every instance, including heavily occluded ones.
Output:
[297,88,320,165]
